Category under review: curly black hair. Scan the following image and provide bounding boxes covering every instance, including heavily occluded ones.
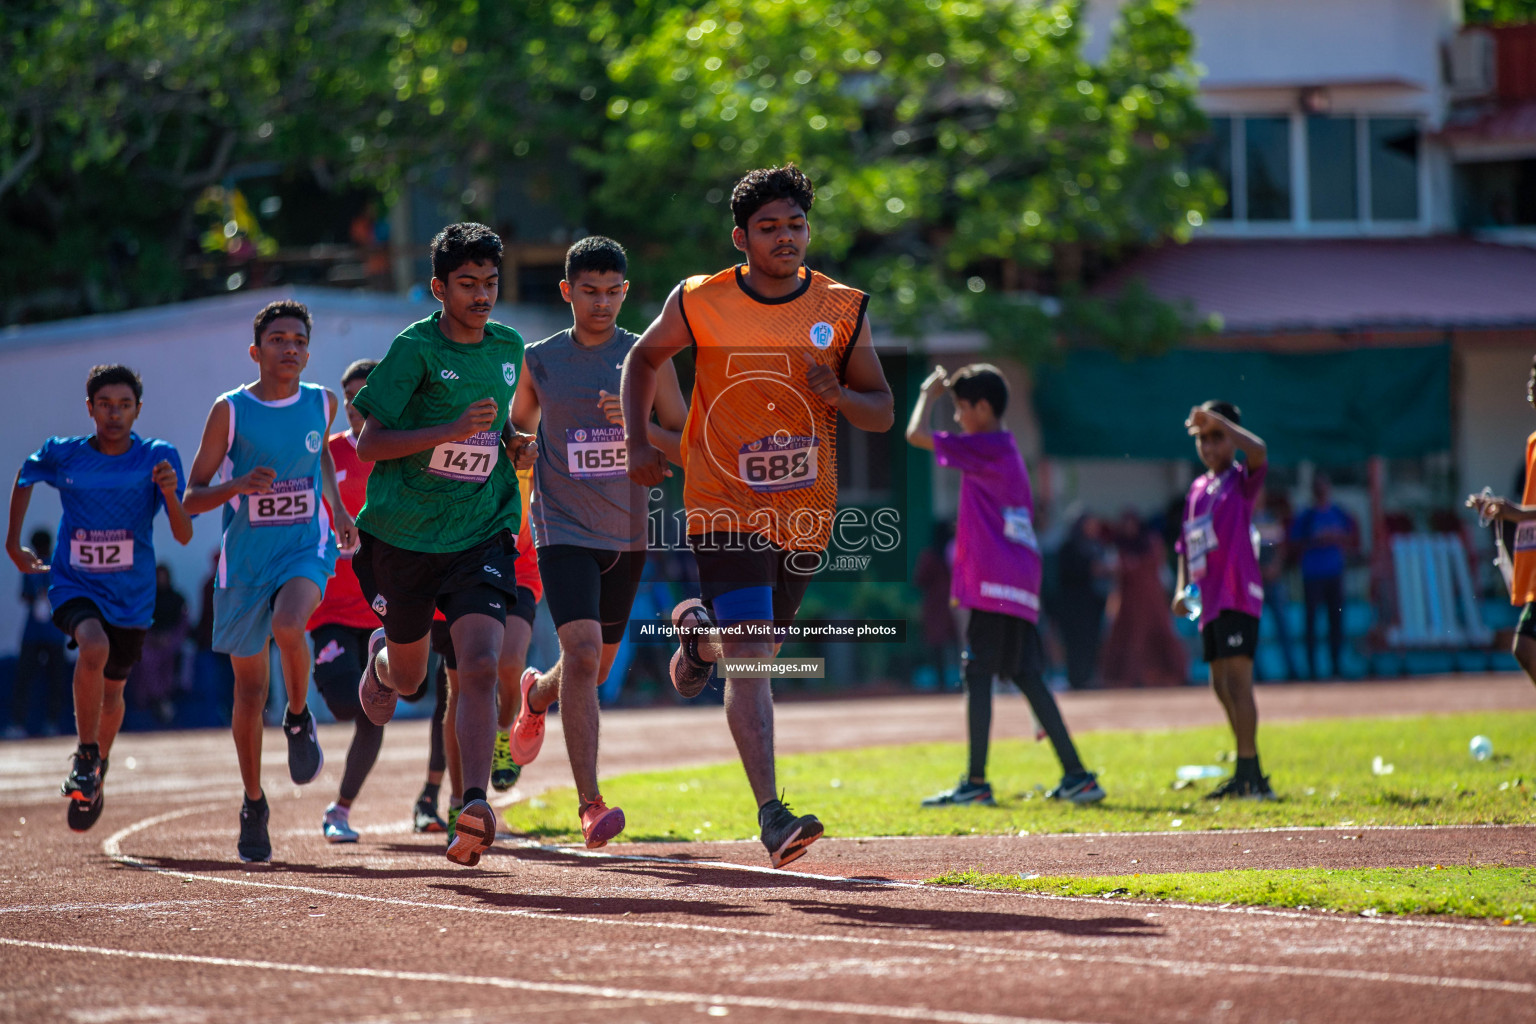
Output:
[729,164,815,230]
[1200,399,1242,425]
[252,300,311,346]
[565,235,628,280]
[430,222,503,282]
[86,364,143,403]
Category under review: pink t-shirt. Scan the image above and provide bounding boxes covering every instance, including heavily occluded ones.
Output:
[933,431,1042,622]
[1177,460,1267,628]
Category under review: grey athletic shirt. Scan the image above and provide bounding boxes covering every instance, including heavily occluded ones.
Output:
[525,327,648,551]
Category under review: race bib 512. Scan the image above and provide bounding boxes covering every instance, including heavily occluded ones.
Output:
[248,478,316,527]
[567,426,627,480]
[70,529,133,573]
[427,430,500,483]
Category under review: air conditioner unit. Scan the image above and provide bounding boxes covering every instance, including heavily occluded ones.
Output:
[1446,29,1495,99]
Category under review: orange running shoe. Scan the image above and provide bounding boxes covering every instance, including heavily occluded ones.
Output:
[509,667,546,765]
[445,799,495,866]
[579,796,626,850]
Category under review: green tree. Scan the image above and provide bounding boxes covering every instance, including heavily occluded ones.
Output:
[1464,0,1536,24]
[585,0,1220,355]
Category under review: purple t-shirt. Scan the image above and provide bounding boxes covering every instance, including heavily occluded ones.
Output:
[1178,460,1267,627]
[933,431,1042,622]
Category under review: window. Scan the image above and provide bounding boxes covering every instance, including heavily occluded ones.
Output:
[1191,114,1421,230]
[1369,118,1419,221]
[1245,117,1292,221]
[1188,116,1234,219]
[1307,117,1358,221]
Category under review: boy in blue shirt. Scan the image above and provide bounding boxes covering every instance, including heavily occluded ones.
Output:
[185,300,356,862]
[5,365,194,832]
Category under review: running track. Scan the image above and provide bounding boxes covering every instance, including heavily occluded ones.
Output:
[1,676,1533,1023]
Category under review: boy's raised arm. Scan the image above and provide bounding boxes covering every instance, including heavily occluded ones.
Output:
[904,366,948,452]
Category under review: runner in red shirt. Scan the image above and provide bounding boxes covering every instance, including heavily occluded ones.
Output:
[306,359,450,841]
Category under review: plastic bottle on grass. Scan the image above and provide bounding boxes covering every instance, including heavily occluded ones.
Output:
[1470,735,1493,761]
[1176,765,1225,782]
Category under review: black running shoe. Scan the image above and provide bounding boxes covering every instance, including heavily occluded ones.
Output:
[921,777,996,807]
[238,794,272,863]
[1204,774,1277,802]
[758,797,824,869]
[284,705,324,785]
[61,745,101,804]
[412,794,447,834]
[669,599,717,699]
[67,756,107,833]
[1048,771,1107,804]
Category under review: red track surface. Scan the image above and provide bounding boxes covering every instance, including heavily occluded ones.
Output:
[2,675,1533,1023]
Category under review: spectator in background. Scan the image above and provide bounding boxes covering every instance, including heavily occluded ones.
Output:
[1056,513,1113,689]
[1290,473,1358,679]
[913,522,961,691]
[128,565,190,725]
[1100,510,1186,687]
[1254,490,1300,681]
[7,529,68,738]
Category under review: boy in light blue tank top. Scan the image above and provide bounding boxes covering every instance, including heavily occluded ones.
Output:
[185,300,357,863]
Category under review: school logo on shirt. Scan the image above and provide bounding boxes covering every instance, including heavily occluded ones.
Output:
[809,322,834,349]
[440,369,460,381]
[305,430,322,453]
[502,362,517,386]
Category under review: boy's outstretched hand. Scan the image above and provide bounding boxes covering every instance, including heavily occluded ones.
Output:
[6,543,47,574]
[920,365,949,396]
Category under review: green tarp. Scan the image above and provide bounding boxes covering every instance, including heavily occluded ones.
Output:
[1033,344,1450,466]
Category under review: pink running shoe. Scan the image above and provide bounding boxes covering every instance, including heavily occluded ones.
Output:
[357,629,397,726]
[579,796,626,850]
[509,667,545,765]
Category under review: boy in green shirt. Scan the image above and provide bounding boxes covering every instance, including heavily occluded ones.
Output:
[350,222,538,867]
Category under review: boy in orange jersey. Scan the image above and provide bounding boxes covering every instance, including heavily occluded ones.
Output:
[622,165,895,868]
[1469,354,1536,691]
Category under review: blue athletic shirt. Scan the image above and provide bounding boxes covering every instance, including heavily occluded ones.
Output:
[216,383,337,591]
[17,434,184,629]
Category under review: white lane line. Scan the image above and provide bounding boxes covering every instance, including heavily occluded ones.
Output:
[0,936,1090,1024]
[98,811,1536,996]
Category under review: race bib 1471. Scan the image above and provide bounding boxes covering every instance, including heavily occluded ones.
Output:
[566,426,627,480]
[427,431,500,483]
[70,529,133,573]
[248,478,316,527]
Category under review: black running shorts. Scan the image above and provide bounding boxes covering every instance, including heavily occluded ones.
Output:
[428,585,536,672]
[53,597,147,682]
[354,530,519,644]
[536,545,645,644]
[689,531,813,626]
[963,610,1045,683]
[1201,610,1260,663]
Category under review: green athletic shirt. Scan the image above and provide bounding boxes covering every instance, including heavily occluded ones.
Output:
[351,312,525,553]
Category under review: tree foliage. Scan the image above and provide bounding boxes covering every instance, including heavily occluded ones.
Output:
[586,0,1220,347]
[1,0,1217,359]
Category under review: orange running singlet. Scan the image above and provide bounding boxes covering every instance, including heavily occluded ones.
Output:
[1511,432,1536,605]
[678,265,869,552]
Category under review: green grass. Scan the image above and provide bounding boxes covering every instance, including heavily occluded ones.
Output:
[514,710,1535,843]
[930,866,1536,922]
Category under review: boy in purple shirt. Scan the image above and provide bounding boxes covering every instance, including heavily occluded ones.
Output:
[907,364,1103,807]
[1173,400,1275,800]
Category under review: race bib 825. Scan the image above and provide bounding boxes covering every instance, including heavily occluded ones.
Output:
[248,478,316,527]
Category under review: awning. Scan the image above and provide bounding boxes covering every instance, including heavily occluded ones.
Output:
[1093,239,1536,334]
[1033,344,1450,465]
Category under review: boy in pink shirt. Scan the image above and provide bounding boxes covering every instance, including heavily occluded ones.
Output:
[1174,400,1275,800]
[907,364,1103,806]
